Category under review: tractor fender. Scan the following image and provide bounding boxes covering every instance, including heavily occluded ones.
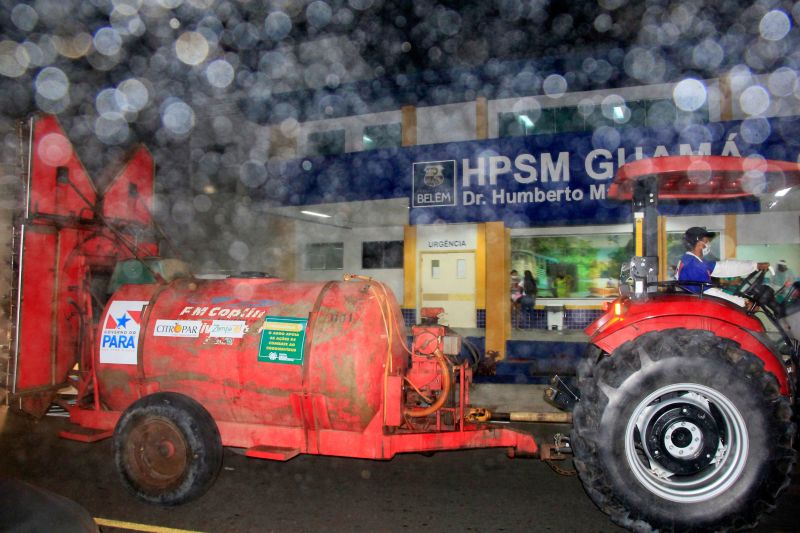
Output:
[590,315,789,395]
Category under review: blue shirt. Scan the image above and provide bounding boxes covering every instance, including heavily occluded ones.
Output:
[677,252,717,294]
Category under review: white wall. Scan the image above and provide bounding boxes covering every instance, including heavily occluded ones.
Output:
[416,102,477,145]
[736,210,800,271]
[737,211,800,245]
[729,70,800,119]
[294,222,405,304]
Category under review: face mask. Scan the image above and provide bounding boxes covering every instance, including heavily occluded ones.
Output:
[701,243,711,257]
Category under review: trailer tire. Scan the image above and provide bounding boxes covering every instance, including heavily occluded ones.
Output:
[114,392,223,506]
[572,328,795,531]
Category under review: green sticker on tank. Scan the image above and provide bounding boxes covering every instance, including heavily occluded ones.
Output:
[257,316,308,365]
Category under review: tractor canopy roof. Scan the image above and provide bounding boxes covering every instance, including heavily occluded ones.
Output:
[609,155,800,201]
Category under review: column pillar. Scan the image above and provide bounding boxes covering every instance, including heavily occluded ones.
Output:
[484,221,508,360]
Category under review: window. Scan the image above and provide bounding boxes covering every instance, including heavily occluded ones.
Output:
[456,258,466,279]
[646,99,709,128]
[499,109,556,136]
[362,240,403,269]
[363,123,401,150]
[511,234,633,298]
[307,129,345,156]
[305,242,343,270]
[499,99,709,138]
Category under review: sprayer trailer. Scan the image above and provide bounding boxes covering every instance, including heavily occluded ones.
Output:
[6,115,800,531]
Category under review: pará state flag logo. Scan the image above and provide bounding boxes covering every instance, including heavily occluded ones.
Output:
[99,300,148,365]
[412,160,456,207]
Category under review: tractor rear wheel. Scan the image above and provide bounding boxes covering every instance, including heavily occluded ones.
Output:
[113,392,223,505]
[572,328,795,531]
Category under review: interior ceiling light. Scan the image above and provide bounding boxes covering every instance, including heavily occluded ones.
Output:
[774,187,792,197]
[301,210,331,218]
[518,114,534,128]
[613,105,626,120]
[363,134,373,144]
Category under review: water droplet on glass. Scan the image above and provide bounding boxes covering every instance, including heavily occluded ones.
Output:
[162,99,196,135]
[206,59,235,88]
[35,67,69,100]
[93,27,123,56]
[759,10,791,42]
[673,78,707,112]
[175,31,209,66]
[11,4,39,32]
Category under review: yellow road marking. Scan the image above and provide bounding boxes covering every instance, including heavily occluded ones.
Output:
[94,517,205,533]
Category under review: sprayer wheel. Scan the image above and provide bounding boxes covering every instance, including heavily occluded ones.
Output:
[113,392,223,505]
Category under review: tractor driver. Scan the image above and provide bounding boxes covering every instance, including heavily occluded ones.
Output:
[676,226,770,306]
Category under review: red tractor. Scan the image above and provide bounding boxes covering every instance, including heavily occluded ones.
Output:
[571,156,800,531]
[6,115,800,531]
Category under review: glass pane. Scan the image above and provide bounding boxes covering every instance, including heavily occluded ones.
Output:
[326,243,343,269]
[498,109,555,137]
[431,259,440,279]
[511,234,633,298]
[626,101,646,127]
[383,241,404,268]
[363,123,401,150]
[456,258,466,279]
[646,100,678,128]
[308,129,345,156]
[553,107,585,133]
[362,242,382,269]
[306,243,343,270]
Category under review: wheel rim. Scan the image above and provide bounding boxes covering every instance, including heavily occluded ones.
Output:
[624,383,748,503]
[125,416,189,492]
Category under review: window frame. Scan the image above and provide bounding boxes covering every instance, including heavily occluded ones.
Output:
[304,242,344,270]
[362,240,404,269]
[307,129,346,156]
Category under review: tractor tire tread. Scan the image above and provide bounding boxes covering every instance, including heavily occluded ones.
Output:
[572,328,796,532]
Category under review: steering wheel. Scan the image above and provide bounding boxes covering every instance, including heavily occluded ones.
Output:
[732,269,767,299]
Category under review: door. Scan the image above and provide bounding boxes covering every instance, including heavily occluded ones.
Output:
[420,252,476,328]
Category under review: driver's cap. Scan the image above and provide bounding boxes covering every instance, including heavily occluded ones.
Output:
[684,226,716,246]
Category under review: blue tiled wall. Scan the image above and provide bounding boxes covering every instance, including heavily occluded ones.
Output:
[512,308,604,330]
[511,309,548,329]
[404,306,603,330]
[563,309,604,330]
[401,308,416,327]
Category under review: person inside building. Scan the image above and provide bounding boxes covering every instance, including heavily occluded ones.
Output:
[676,226,770,306]
[519,270,538,327]
[510,269,523,327]
[770,259,797,291]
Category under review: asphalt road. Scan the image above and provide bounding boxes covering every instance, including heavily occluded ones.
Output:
[0,407,797,533]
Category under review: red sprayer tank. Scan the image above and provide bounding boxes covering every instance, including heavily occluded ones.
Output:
[95,275,410,449]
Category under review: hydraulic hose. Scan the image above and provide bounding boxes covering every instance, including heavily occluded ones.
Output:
[404,349,452,418]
